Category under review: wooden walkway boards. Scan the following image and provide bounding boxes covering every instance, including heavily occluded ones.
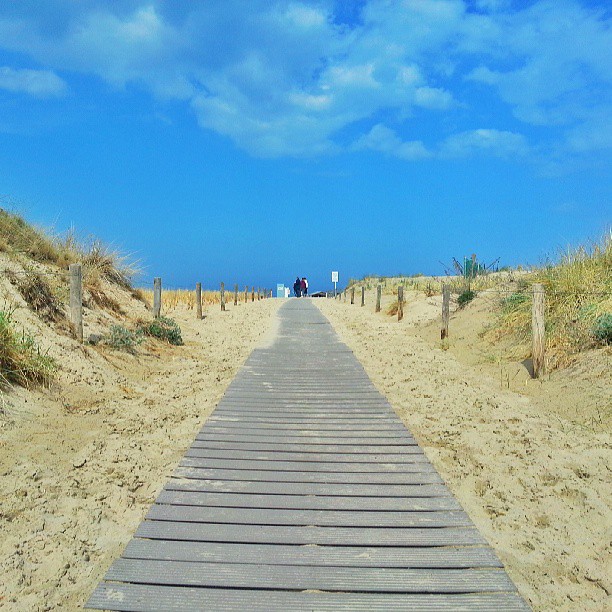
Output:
[86,300,528,611]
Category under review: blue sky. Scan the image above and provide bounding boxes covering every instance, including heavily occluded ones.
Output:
[0,1,610,291]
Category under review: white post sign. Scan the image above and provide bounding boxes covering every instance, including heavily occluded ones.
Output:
[331,271,339,296]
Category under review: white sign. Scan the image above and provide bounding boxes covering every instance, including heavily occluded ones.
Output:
[331,271,339,283]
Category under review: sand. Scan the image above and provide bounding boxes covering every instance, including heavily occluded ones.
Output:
[1,286,610,611]
[316,291,611,612]
[0,293,281,610]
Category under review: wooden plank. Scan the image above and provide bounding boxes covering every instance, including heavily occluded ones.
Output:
[146,504,472,527]
[199,428,414,439]
[87,583,530,611]
[104,558,516,593]
[184,448,430,463]
[136,521,488,546]
[173,467,443,484]
[123,539,502,568]
[155,490,461,511]
[179,457,436,473]
[164,478,452,497]
[194,434,416,445]
[190,441,425,454]
[205,420,407,431]
[208,415,399,423]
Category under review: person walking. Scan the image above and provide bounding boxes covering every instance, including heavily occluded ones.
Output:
[293,277,301,297]
[301,277,308,297]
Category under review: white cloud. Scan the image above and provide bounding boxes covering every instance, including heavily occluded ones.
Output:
[414,86,453,110]
[0,1,609,162]
[352,124,432,160]
[440,129,528,158]
[0,66,67,97]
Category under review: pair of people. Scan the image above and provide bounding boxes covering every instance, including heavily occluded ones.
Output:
[293,276,308,297]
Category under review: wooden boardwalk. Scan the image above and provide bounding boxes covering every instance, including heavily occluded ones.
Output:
[86,300,528,611]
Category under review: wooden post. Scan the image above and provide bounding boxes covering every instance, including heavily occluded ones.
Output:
[220,282,226,311]
[532,283,545,378]
[234,284,238,306]
[441,284,450,339]
[196,282,202,320]
[397,286,404,322]
[376,285,381,313]
[361,286,365,307]
[153,277,162,318]
[69,263,83,342]
[251,287,255,302]
[244,286,248,303]
[350,288,355,304]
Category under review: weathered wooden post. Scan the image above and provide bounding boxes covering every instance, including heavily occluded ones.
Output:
[234,284,238,306]
[350,287,355,304]
[397,285,404,322]
[69,263,83,342]
[251,287,255,302]
[244,286,248,303]
[195,282,202,320]
[220,282,226,311]
[153,276,162,318]
[441,284,450,339]
[361,286,365,307]
[376,285,382,312]
[532,283,545,378]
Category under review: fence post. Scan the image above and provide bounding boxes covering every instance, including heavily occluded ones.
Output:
[69,263,83,342]
[196,282,202,320]
[251,287,255,302]
[153,277,162,318]
[532,283,545,378]
[244,286,248,303]
[441,284,450,339]
[376,285,381,313]
[397,286,404,322]
[220,282,226,311]
[234,284,238,306]
[361,286,365,307]
[350,288,355,305]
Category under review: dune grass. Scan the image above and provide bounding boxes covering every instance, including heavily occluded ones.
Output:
[0,208,139,290]
[139,288,244,309]
[0,307,56,389]
[488,231,611,369]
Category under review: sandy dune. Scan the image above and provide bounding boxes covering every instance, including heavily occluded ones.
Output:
[1,291,610,611]
[316,293,611,612]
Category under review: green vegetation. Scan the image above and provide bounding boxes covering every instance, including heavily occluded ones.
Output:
[457,289,476,308]
[0,308,56,388]
[592,313,612,345]
[138,316,183,346]
[104,325,143,353]
[489,231,611,368]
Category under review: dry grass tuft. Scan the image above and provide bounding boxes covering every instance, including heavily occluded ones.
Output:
[0,306,56,388]
[488,230,611,369]
[0,208,140,294]
[140,288,227,310]
[7,269,64,323]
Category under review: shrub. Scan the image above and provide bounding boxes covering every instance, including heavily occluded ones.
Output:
[7,270,64,323]
[0,308,56,388]
[138,316,183,346]
[104,325,143,353]
[592,314,612,345]
[501,292,528,313]
[457,289,476,308]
